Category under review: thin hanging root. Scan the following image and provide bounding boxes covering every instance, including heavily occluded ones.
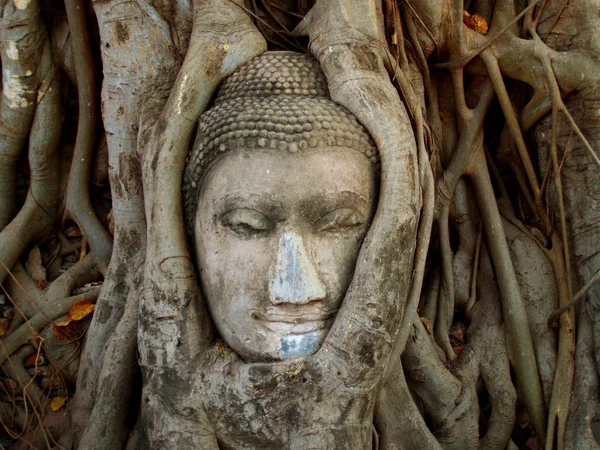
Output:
[481,51,541,199]
[548,104,573,300]
[523,19,600,170]
[432,1,539,71]
[541,66,600,169]
[543,100,576,450]
[545,235,575,450]
[436,205,456,360]
[469,150,547,442]
[556,132,572,177]
[495,129,541,224]
[403,0,440,59]
[429,77,494,360]
[64,0,113,272]
[465,225,482,319]
[549,267,600,327]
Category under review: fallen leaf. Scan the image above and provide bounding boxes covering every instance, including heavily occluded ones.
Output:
[463,11,489,35]
[24,353,46,367]
[52,322,79,340]
[50,396,67,411]
[453,345,465,356]
[64,224,82,238]
[420,317,433,335]
[68,300,95,322]
[25,246,46,286]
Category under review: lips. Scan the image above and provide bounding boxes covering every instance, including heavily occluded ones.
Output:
[251,310,334,335]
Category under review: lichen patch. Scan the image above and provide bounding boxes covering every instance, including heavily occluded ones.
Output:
[4,70,33,108]
[6,41,19,60]
[13,0,30,10]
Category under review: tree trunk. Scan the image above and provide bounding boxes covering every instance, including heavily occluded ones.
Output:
[0,1,598,449]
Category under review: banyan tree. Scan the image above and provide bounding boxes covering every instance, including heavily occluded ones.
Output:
[0,0,599,449]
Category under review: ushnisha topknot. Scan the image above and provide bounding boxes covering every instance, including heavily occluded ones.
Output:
[183,51,379,230]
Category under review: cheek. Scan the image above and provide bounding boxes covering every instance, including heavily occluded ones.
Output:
[195,221,274,312]
[311,231,365,302]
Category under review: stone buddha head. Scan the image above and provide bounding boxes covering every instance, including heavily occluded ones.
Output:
[183,52,378,363]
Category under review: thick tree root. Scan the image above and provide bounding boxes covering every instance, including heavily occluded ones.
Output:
[0,287,100,366]
[375,362,442,450]
[0,0,45,230]
[78,284,140,450]
[0,73,62,286]
[63,0,113,272]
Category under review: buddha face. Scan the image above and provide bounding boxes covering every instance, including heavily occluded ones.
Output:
[194,147,376,362]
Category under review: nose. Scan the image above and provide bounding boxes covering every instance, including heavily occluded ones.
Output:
[269,231,327,305]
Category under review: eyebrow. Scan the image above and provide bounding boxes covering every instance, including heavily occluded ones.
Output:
[212,190,372,222]
[301,190,372,218]
[214,192,285,218]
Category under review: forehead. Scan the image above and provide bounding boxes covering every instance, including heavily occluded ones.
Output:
[199,148,375,207]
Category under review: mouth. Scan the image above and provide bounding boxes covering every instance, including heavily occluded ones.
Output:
[252,311,334,335]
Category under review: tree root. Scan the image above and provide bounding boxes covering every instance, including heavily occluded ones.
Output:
[0,287,100,366]
[0,72,62,286]
[468,150,547,440]
[565,306,600,449]
[403,319,478,448]
[375,362,442,450]
[63,0,113,273]
[549,267,600,326]
[0,0,47,230]
[138,0,265,446]
[545,236,576,450]
[3,264,43,319]
[459,248,517,450]
[78,284,140,450]
[504,220,558,404]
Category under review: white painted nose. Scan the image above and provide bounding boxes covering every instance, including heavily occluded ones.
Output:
[269,231,327,305]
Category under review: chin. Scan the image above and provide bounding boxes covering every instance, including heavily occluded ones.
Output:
[276,329,326,359]
[231,329,329,362]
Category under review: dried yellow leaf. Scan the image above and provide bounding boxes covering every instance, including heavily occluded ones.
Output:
[463,11,489,35]
[55,320,71,327]
[52,322,78,340]
[68,300,95,322]
[50,396,67,411]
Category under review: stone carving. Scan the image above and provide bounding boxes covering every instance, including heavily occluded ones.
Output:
[183,51,379,362]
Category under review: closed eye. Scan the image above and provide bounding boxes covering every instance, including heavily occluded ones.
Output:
[221,208,273,237]
[316,208,365,232]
